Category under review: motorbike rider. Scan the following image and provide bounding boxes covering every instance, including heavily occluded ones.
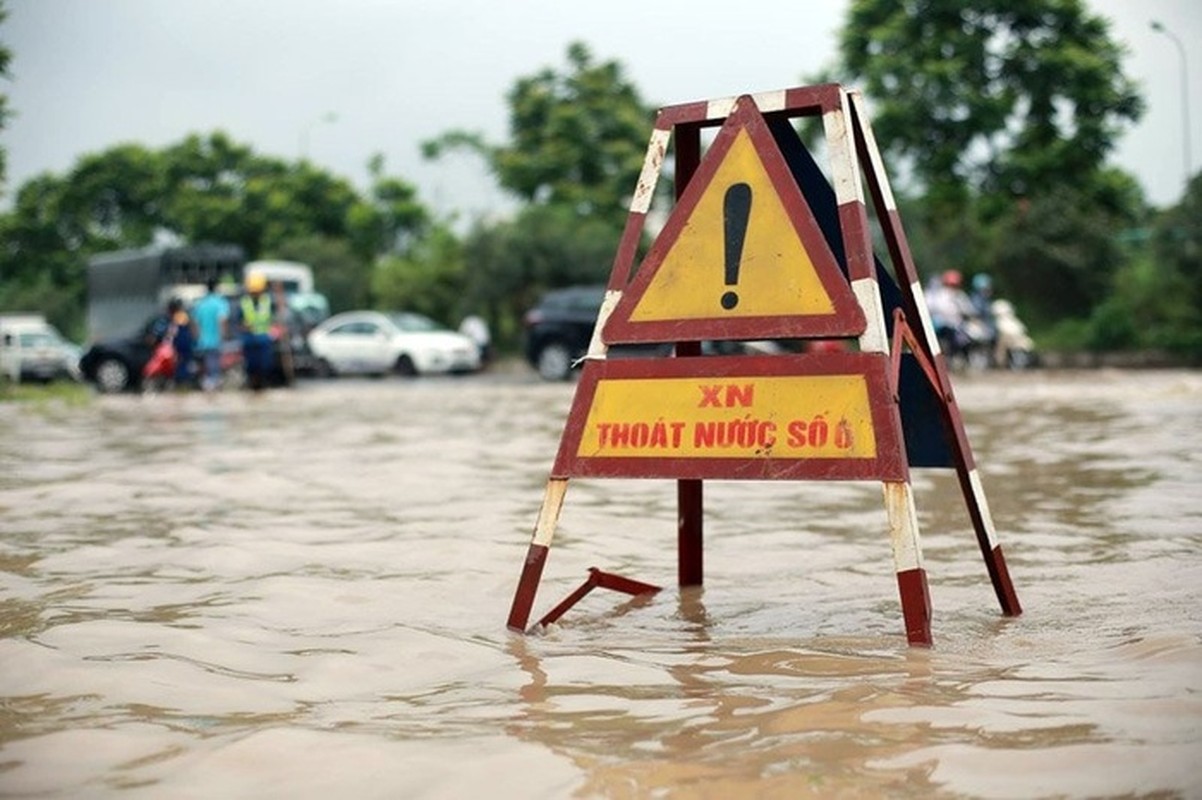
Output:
[924,270,978,359]
[969,273,999,365]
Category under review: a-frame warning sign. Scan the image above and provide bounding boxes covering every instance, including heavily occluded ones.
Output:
[506,85,1021,646]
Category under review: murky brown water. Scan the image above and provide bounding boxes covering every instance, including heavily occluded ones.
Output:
[1,368,1200,798]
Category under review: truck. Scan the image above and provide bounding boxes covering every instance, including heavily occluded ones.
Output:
[243,259,314,293]
[86,243,246,344]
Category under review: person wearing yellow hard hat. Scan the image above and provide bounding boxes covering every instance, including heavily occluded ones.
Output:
[238,271,275,391]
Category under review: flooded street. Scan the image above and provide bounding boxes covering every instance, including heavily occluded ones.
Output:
[2,367,1200,798]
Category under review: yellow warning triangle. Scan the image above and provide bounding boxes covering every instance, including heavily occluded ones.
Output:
[604,96,865,344]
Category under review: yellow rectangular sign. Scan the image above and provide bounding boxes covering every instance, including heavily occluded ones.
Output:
[552,353,906,481]
[577,374,877,460]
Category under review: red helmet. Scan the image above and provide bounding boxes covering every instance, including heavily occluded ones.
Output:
[941,270,962,287]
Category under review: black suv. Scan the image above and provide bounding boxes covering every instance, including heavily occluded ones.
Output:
[522,285,794,381]
[523,285,607,380]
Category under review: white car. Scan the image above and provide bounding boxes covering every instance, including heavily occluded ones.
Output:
[1,314,81,384]
[307,310,481,377]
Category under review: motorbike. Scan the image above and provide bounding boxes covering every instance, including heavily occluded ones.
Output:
[991,299,1037,369]
[937,302,1036,371]
[936,316,995,372]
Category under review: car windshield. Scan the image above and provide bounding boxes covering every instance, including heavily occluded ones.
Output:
[386,312,445,333]
[545,287,605,311]
[19,331,58,347]
[290,292,330,326]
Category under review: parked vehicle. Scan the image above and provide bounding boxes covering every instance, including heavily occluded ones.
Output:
[0,314,80,384]
[79,315,160,393]
[306,311,481,377]
[992,299,1037,369]
[243,259,315,294]
[523,285,607,381]
[522,285,787,381]
[87,244,245,344]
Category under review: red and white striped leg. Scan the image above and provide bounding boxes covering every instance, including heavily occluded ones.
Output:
[883,480,932,646]
[507,478,569,632]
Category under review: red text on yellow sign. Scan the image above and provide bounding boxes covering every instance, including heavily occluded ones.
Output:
[576,374,878,460]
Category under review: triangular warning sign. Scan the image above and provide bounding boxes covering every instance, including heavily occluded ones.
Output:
[604,96,866,344]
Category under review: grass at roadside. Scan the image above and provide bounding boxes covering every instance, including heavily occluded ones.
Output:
[0,381,93,407]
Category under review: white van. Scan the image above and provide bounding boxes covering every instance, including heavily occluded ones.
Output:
[243,260,314,294]
[0,314,80,384]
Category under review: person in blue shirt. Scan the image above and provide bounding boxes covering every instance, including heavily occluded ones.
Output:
[970,273,999,365]
[193,277,230,391]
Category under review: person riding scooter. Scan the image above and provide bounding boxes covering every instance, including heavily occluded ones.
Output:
[925,270,982,364]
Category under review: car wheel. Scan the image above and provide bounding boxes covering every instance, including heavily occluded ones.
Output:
[314,358,335,379]
[536,342,573,381]
[393,354,417,377]
[94,357,131,393]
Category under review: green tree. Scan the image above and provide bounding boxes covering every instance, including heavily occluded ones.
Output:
[1124,171,1202,355]
[423,41,654,228]
[0,0,11,190]
[270,233,366,314]
[0,133,433,336]
[57,143,166,251]
[372,223,466,325]
[459,204,619,349]
[836,0,1143,205]
[827,0,1147,331]
[159,132,362,257]
[990,184,1130,325]
[1152,172,1202,319]
[346,153,429,261]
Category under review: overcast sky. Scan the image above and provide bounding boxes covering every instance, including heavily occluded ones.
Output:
[3,0,1200,224]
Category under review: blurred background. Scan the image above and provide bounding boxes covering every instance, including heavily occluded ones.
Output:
[1,0,1199,359]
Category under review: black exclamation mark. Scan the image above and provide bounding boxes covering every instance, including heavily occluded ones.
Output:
[722,182,752,310]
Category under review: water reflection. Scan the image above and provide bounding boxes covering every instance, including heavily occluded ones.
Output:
[508,613,947,797]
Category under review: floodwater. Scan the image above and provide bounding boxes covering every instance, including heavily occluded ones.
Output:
[1,368,1200,799]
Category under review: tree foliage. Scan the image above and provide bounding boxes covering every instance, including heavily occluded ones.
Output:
[1151,173,1202,319]
[345,153,429,262]
[271,234,367,314]
[459,204,620,348]
[423,42,654,228]
[838,0,1143,205]
[827,0,1160,342]
[989,185,1128,325]
[415,42,653,344]
[372,223,466,325]
[0,0,10,189]
[0,133,428,337]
